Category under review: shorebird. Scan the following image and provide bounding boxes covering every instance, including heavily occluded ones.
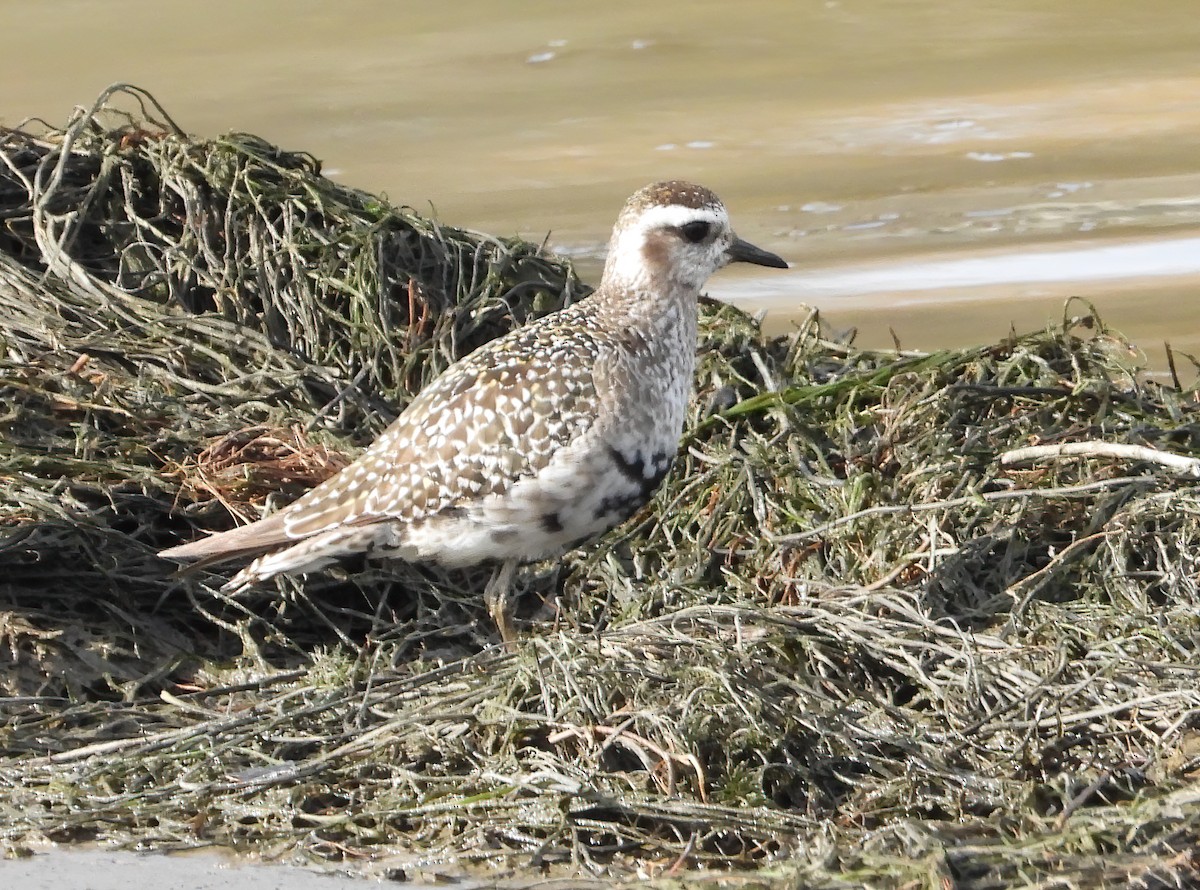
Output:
[160,181,788,643]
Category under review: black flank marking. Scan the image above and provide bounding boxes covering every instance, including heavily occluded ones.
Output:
[651,450,670,475]
[606,446,674,499]
[597,447,675,523]
[540,512,564,534]
[596,493,643,521]
[606,445,643,485]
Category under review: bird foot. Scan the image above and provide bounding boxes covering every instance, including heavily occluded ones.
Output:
[483,559,520,650]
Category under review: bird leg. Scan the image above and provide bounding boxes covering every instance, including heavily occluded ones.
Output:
[483,558,519,648]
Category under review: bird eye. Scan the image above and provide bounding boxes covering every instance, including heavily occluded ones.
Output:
[680,220,711,243]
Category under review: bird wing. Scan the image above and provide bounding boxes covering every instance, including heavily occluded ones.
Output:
[282,320,605,537]
[160,312,609,566]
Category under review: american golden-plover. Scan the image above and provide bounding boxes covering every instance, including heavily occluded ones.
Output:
[160,181,788,642]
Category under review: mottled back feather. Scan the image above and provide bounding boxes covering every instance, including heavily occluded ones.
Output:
[281,301,606,536]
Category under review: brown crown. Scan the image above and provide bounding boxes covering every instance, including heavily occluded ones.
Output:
[618,180,724,223]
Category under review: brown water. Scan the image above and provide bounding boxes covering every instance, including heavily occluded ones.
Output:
[4,0,1200,365]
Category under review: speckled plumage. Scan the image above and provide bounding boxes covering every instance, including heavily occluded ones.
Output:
[160,181,788,641]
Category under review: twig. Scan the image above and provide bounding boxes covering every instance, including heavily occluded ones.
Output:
[1000,441,1200,476]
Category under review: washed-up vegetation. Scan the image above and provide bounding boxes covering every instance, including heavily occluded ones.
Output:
[2,85,1199,887]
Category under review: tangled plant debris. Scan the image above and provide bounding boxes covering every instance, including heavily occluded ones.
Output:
[1,85,1200,887]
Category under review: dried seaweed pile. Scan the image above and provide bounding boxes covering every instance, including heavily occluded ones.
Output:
[2,86,1200,887]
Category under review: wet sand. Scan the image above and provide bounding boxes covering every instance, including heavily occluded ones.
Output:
[2,848,395,889]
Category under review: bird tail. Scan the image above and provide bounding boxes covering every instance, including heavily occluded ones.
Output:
[158,512,292,572]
